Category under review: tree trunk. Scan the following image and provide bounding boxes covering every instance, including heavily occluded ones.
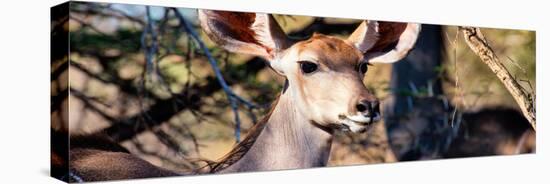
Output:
[383,25,453,160]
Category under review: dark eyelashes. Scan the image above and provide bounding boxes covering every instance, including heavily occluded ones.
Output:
[358,62,368,74]
[298,61,318,74]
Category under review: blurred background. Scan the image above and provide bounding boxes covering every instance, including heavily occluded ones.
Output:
[51,2,535,173]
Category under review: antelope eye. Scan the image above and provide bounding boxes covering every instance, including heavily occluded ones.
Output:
[358,62,368,74]
[299,61,318,74]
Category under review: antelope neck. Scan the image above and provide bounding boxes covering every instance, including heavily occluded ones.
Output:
[220,87,333,172]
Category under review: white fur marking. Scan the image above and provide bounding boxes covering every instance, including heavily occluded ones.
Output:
[341,113,381,133]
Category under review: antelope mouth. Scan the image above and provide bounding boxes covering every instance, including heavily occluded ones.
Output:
[339,113,381,133]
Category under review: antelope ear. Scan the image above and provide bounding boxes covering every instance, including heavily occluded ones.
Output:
[198,10,291,61]
[347,21,421,64]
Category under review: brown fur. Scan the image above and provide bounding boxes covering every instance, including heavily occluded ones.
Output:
[60,11,419,181]
[297,34,364,70]
[205,96,280,173]
[54,132,180,182]
[60,97,279,181]
[69,148,179,182]
[216,89,334,172]
[292,34,378,113]
[56,35,371,181]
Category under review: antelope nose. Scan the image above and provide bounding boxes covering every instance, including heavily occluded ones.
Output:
[355,100,380,116]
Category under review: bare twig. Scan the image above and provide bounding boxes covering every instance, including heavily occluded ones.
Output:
[136,6,160,134]
[445,28,465,127]
[70,88,118,123]
[167,122,202,155]
[459,27,535,130]
[69,15,111,37]
[173,8,259,142]
[101,5,146,26]
[142,6,158,76]
[131,136,196,170]
[505,56,527,74]
[71,3,146,26]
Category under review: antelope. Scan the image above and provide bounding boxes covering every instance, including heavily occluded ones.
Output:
[60,10,420,182]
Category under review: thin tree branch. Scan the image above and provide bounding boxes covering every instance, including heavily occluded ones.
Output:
[70,88,118,122]
[173,8,259,142]
[70,61,159,101]
[142,6,158,76]
[70,3,146,27]
[137,6,158,126]
[459,27,535,130]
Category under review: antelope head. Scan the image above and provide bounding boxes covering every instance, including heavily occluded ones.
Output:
[199,10,420,133]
